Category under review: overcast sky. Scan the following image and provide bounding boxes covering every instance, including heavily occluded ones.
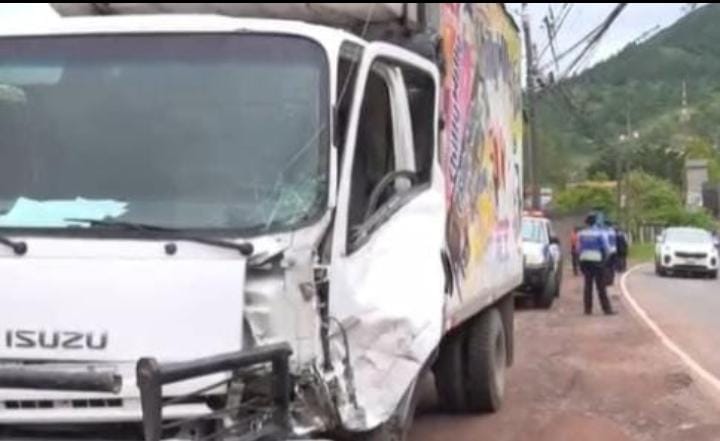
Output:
[507,3,694,76]
[0,3,697,75]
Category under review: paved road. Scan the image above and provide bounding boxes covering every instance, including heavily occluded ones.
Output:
[625,265,720,378]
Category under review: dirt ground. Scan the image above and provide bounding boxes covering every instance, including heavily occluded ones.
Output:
[409,269,720,441]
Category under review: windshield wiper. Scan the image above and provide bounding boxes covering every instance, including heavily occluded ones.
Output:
[0,235,27,256]
[65,218,253,256]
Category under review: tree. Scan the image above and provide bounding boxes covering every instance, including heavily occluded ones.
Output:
[624,170,716,229]
[554,183,615,217]
[590,171,610,181]
[555,172,716,230]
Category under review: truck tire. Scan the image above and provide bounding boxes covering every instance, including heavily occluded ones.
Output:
[433,332,467,413]
[464,308,506,413]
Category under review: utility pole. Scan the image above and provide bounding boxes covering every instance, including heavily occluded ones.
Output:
[615,109,629,216]
[617,108,638,227]
[681,79,689,123]
[680,79,690,204]
[522,4,541,210]
[622,109,631,225]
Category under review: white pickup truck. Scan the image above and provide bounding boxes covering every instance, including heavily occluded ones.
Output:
[0,4,524,440]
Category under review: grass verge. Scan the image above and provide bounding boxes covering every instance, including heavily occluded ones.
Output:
[629,243,654,262]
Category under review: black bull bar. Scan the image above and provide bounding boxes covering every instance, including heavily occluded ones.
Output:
[0,343,293,441]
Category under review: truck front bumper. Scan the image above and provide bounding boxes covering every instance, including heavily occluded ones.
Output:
[519,265,550,292]
[0,343,294,441]
[139,343,293,441]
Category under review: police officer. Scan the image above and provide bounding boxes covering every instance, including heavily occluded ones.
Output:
[570,226,581,276]
[615,226,628,273]
[578,213,615,315]
[604,220,618,286]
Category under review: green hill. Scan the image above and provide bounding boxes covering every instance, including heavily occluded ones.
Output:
[538,3,720,187]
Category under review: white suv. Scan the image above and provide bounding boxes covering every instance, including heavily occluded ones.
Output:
[520,214,562,308]
[655,227,719,279]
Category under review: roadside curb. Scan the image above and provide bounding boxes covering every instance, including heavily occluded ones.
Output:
[620,263,720,402]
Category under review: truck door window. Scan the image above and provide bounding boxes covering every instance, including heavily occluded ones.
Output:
[347,66,396,245]
[336,42,363,153]
[401,66,436,184]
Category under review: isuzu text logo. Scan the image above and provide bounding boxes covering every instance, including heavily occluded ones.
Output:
[4,330,108,350]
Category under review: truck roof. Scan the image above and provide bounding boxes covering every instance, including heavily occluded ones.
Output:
[0,14,365,45]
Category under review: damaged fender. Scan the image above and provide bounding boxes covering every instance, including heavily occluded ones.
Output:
[329,185,446,431]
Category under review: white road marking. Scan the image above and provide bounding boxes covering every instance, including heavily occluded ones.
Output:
[621,263,720,397]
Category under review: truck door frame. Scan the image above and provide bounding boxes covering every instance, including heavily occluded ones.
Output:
[325,41,446,427]
[331,42,441,258]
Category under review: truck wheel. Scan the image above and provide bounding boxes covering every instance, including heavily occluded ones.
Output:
[535,272,555,309]
[464,308,506,413]
[433,332,467,413]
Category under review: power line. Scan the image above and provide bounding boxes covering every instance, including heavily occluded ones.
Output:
[543,16,559,73]
[537,19,605,72]
[554,3,573,36]
[571,39,602,75]
[538,79,615,156]
[561,3,628,79]
[537,3,572,63]
[543,19,663,83]
[632,24,661,45]
[536,6,556,61]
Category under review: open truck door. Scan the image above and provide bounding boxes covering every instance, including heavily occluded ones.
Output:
[326,42,447,431]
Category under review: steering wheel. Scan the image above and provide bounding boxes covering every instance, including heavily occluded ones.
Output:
[363,170,416,222]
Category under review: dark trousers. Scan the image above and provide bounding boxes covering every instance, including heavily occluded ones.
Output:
[580,261,613,314]
[605,254,616,286]
[617,254,627,273]
[571,251,579,276]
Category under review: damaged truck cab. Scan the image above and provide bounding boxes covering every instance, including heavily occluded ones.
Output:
[0,4,523,441]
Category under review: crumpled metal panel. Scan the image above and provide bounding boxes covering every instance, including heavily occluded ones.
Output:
[244,219,329,369]
[329,184,446,430]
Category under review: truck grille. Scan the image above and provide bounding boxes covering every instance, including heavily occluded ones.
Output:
[675,251,707,259]
[3,399,123,410]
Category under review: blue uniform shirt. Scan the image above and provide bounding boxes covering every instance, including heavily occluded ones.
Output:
[578,225,611,263]
[605,226,617,255]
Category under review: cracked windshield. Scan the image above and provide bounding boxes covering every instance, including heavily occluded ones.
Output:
[0,32,328,232]
[2,4,720,441]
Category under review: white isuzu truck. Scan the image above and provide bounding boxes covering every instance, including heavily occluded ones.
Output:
[0,4,524,440]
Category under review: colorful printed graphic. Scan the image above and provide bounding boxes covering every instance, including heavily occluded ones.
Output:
[440,4,523,297]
